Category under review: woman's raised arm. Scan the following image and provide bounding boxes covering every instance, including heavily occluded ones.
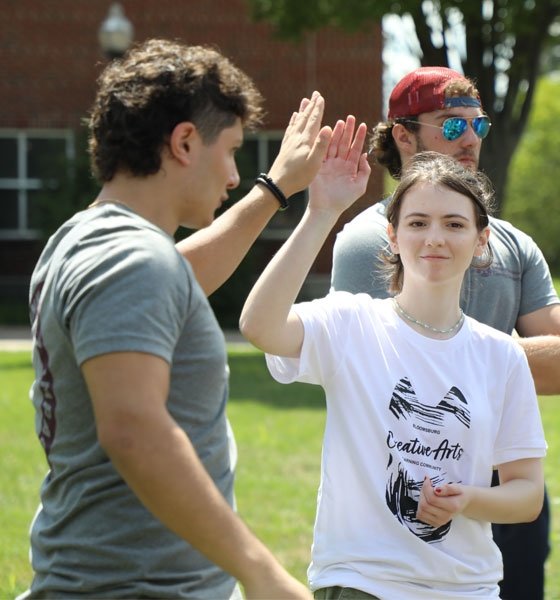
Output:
[239,116,370,357]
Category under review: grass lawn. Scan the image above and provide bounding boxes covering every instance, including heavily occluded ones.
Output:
[1,348,559,599]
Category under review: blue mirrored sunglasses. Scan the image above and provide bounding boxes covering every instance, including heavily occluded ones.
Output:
[406,116,492,141]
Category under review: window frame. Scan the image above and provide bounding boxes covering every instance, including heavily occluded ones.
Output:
[0,129,75,239]
[237,130,307,241]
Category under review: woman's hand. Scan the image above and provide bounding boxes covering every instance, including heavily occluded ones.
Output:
[416,476,469,528]
[308,115,371,216]
[418,457,544,527]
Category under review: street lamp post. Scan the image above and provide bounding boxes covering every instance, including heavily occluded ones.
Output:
[98,3,134,59]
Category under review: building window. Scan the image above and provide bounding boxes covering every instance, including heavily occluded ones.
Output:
[0,130,74,239]
[229,131,306,239]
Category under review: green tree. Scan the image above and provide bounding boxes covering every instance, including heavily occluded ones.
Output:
[247,0,560,212]
[503,75,560,271]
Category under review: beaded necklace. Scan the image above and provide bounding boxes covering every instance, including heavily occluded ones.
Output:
[393,297,464,335]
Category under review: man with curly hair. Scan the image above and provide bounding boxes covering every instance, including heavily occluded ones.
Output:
[331,66,560,600]
[22,39,331,599]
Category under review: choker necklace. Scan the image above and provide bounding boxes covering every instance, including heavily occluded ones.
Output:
[393,297,464,335]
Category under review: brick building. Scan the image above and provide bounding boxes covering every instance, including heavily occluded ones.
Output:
[0,0,383,324]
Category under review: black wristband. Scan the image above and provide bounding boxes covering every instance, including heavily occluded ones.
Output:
[255,173,289,211]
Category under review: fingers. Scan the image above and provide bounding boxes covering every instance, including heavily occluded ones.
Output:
[417,489,450,527]
[300,92,325,135]
[358,152,371,178]
[417,476,464,527]
[421,474,434,498]
[291,91,323,133]
[337,115,356,159]
[309,125,333,166]
[325,117,367,170]
[283,93,316,138]
[421,476,451,503]
[299,95,312,112]
[282,92,325,156]
[325,115,356,160]
[434,482,462,497]
[327,120,345,159]
[348,122,368,163]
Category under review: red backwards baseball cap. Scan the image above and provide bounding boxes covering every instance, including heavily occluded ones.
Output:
[388,66,481,119]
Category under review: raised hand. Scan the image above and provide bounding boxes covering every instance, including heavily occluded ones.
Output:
[308,115,371,215]
[268,92,333,198]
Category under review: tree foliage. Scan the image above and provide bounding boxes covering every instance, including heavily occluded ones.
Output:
[503,75,560,272]
[247,0,560,211]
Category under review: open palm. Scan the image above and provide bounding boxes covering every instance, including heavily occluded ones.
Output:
[309,115,371,214]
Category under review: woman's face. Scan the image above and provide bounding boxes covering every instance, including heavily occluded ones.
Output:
[388,182,489,289]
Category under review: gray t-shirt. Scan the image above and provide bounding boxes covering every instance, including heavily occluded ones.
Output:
[331,199,559,333]
[26,204,235,598]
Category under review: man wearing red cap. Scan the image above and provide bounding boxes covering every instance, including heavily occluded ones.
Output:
[331,66,560,600]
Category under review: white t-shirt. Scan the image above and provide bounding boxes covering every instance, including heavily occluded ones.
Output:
[266,292,546,600]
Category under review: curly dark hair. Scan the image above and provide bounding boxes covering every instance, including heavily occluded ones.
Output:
[383,151,495,294]
[88,39,265,182]
[368,78,480,180]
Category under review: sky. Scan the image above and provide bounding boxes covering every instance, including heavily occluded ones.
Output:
[381,12,466,114]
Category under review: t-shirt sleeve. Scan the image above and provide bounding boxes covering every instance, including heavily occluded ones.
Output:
[516,228,559,316]
[266,292,355,386]
[331,209,392,299]
[493,346,547,465]
[57,235,189,366]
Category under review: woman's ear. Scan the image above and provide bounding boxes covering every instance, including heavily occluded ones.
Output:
[474,227,490,257]
[169,122,197,166]
[387,223,399,254]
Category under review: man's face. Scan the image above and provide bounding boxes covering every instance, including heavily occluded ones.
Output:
[412,106,486,171]
[180,118,243,229]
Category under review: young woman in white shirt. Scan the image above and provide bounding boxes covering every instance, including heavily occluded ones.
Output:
[240,118,546,600]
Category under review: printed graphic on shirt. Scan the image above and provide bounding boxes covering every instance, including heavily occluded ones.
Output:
[386,377,471,543]
[30,279,56,469]
[389,377,470,428]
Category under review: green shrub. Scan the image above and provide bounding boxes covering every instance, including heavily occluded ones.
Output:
[503,75,560,272]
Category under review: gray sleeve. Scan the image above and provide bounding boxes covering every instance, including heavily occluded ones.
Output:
[518,235,559,316]
[331,209,392,299]
[57,238,189,365]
